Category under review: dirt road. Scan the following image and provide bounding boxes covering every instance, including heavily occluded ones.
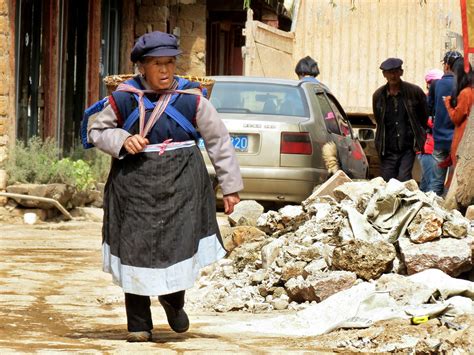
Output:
[1,217,473,353]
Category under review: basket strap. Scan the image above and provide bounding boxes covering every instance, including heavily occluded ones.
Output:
[117,81,180,137]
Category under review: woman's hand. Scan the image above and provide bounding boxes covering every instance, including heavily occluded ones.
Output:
[123,134,149,155]
[223,192,240,215]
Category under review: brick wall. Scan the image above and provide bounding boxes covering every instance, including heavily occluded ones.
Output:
[0,0,12,167]
[134,0,207,76]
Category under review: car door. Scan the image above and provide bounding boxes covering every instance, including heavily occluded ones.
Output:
[314,92,368,178]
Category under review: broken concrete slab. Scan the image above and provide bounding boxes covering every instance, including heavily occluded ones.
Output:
[285,270,357,303]
[333,177,386,210]
[305,170,352,200]
[278,205,309,231]
[407,206,443,243]
[228,200,264,227]
[331,239,396,280]
[261,238,284,269]
[465,205,474,220]
[281,261,307,282]
[231,226,267,248]
[399,237,473,277]
[256,210,283,235]
[442,210,470,238]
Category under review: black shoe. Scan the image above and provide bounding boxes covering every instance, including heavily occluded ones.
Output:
[158,296,189,333]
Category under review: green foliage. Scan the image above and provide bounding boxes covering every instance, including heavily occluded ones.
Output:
[5,136,111,190]
[53,158,96,191]
[5,137,60,184]
[69,140,111,184]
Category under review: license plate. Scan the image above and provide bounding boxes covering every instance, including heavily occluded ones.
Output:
[198,135,249,152]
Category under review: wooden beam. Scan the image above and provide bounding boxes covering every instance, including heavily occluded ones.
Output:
[41,0,60,139]
[87,0,101,105]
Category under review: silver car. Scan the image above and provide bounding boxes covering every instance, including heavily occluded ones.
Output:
[199,76,369,204]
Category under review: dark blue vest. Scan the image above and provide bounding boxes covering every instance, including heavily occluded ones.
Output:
[111,76,200,144]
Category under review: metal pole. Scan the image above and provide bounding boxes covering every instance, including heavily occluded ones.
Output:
[0,192,73,220]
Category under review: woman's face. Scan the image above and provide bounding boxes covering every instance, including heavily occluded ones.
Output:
[139,56,177,90]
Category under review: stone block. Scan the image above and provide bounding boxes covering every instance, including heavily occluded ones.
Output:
[261,238,284,269]
[256,210,284,235]
[466,205,474,221]
[0,34,8,55]
[177,4,205,19]
[180,19,194,35]
[408,207,443,243]
[137,5,153,22]
[0,56,7,74]
[228,200,264,227]
[0,122,6,135]
[306,170,352,200]
[443,219,469,239]
[0,18,7,34]
[0,96,8,115]
[285,271,357,303]
[0,169,7,189]
[0,146,7,164]
[332,239,396,280]
[231,226,266,247]
[0,2,8,14]
[278,205,309,231]
[135,23,148,37]
[0,194,6,206]
[281,261,307,282]
[399,236,472,277]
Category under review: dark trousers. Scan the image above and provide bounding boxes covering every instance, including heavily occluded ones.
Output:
[125,291,185,332]
[380,149,415,182]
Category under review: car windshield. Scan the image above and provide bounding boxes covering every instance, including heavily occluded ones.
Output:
[210,82,308,117]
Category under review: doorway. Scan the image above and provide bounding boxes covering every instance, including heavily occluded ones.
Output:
[15,0,43,144]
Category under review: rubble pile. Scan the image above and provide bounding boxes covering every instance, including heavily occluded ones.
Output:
[188,177,474,315]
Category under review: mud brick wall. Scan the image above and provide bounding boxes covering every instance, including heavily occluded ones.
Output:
[135,0,206,76]
[0,0,12,166]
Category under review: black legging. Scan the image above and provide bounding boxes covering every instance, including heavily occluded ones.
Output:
[125,291,185,332]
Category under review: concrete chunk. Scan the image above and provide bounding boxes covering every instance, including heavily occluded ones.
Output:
[399,236,472,277]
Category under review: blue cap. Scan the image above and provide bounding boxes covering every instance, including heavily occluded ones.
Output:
[379,58,403,71]
[130,31,182,63]
[442,51,462,66]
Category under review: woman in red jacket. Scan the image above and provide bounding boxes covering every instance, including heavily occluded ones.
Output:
[444,61,474,166]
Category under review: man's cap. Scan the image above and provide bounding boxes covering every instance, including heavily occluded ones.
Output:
[441,50,462,66]
[130,31,182,63]
[379,58,403,71]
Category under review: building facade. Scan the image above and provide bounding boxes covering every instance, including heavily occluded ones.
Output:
[0,0,288,167]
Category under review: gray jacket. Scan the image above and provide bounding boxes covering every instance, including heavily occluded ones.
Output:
[87,94,243,195]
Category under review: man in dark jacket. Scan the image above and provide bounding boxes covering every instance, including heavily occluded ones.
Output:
[372,58,428,182]
[427,51,461,195]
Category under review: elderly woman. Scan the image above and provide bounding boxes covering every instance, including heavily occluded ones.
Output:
[87,31,243,342]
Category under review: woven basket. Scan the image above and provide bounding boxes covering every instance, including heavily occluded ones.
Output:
[103,74,215,98]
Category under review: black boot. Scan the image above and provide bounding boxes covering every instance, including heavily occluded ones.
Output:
[158,291,189,333]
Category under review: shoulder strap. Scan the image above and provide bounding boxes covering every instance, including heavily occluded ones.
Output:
[165,104,200,140]
[116,78,202,138]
